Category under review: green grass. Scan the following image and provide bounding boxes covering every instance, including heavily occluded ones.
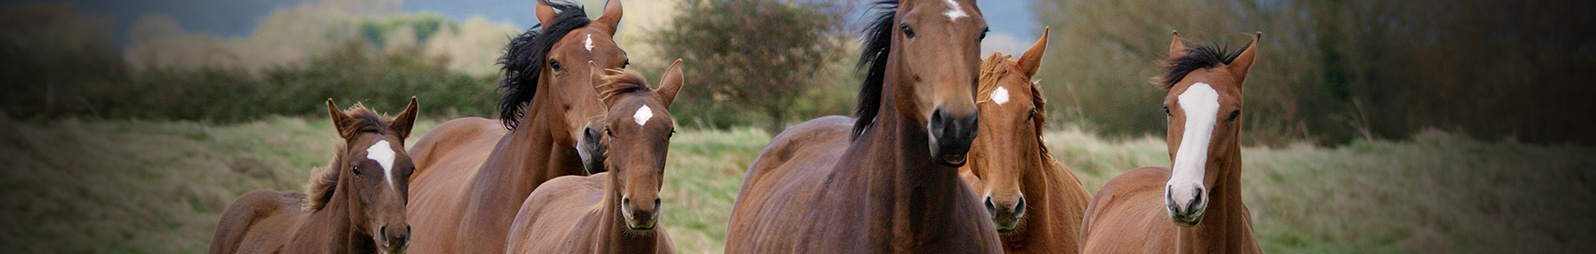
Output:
[0,117,1590,253]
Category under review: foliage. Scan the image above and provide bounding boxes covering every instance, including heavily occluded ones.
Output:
[6,37,498,122]
[1030,0,1596,145]
[360,14,458,49]
[0,3,127,119]
[650,0,852,131]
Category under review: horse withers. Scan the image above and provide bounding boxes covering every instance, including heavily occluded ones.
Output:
[401,0,634,252]
[724,0,1001,252]
[504,60,685,254]
[958,27,1093,253]
[209,98,419,254]
[1080,32,1263,253]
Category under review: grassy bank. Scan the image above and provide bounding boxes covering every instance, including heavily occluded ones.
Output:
[0,117,1589,253]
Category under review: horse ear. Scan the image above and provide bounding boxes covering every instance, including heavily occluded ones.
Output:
[588,61,618,108]
[1017,27,1049,78]
[535,0,558,28]
[593,0,623,35]
[326,99,353,139]
[1228,32,1261,81]
[656,59,685,108]
[390,97,419,141]
[1168,30,1187,59]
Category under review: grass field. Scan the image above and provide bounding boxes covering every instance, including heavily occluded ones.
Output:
[0,115,1591,253]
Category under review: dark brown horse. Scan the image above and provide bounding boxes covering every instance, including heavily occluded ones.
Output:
[402,0,631,253]
[956,27,1092,253]
[209,98,419,254]
[724,0,1000,252]
[505,61,684,254]
[1080,32,1262,253]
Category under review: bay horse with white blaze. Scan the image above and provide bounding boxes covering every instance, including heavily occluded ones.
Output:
[401,0,631,252]
[724,0,1001,252]
[505,61,684,254]
[209,98,419,254]
[958,27,1092,253]
[1080,32,1262,253]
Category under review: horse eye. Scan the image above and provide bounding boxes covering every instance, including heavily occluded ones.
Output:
[352,166,362,176]
[549,60,563,71]
[900,24,915,38]
[1027,109,1036,121]
[980,28,990,41]
[605,128,614,137]
[1227,110,1241,122]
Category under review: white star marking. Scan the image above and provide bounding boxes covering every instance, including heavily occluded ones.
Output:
[943,0,968,21]
[991,87,1010,105]
[584,34,594,53]
[633,105,653,126]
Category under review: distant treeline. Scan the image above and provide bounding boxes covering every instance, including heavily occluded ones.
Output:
[1033,0,1596,145]
[4,0,1593,146]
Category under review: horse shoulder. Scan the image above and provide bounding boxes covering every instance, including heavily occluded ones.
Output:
[404,119,502,254]
[506,174,604,253]
[210,190,305,254]
[727,116,852,252]
[1081,167,1174,253]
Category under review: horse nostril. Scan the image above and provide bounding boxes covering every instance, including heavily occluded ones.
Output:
[653,198,661,210]
[623,197,630,206]
[1014,197,1026,216]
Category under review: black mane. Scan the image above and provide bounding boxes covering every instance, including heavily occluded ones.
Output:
[1160,39,1251,90]
[853,0,897,138]
[498,0,590,129]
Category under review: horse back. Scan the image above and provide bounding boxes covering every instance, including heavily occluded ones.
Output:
[1080,167,1178,253]
[404,117,501,254]
[209,190,306,254]
[407,117,504,179]
[505,174,604,253]
[725,116,853,252]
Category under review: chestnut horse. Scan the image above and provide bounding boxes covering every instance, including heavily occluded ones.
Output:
[724,0,1001,252]
[209,98,419,254]
[1080,32,1262,253]
[402,0,631,253]
[957,27,1092,253]
[505,61,684,254]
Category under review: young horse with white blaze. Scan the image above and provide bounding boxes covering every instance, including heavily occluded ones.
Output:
[505,61,685,254]
[958,27,1093,253]
[209,98,419,254]
[401,0,632,252]
[725,0,1001,252]
[1080,32,1263,253]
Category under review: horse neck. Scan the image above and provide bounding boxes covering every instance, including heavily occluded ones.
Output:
[1177,142,1257,253]
[849,58,981,247]
[472,84,585,213]
[303,179,376,253]
[591,173,661,253]
[1008,146,1092,250]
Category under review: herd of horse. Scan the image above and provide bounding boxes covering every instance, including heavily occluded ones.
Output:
[206,0,1263,253]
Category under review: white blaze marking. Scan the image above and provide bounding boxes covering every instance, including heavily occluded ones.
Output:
[1167,83,1219,205]
[584,34,594,53]
[365,140,398,190]
[633,105,653,126]
[991,87,1010,105]
[942,0,968,21]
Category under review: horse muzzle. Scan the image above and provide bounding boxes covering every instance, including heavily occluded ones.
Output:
[1165,184,1208,227]
[927,108,978,166]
